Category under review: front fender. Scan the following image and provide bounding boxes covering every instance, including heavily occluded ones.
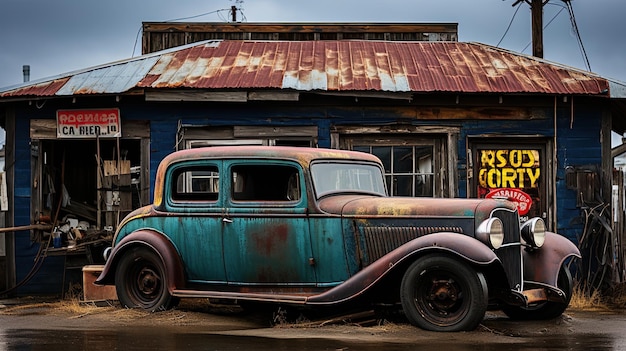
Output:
[523,231,581,286]
[94,229,186,293]
[307,232,499,304]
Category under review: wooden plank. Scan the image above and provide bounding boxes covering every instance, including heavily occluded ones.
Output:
[248,91,300,101]
[234,126,318,138]
[145,91,248,102]
[142,22,459,34]
[30,119,56,139]
[31,119,150,139]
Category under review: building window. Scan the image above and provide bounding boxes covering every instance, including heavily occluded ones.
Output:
[177,126,319,150]
[353,145,434,197]
[335,128,457,198]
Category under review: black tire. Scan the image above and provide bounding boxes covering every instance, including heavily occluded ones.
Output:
[502,265,573,320]
[400,255,488,332]
[115,247,179,311]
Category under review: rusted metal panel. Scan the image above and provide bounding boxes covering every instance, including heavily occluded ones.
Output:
[0,40,611,99]
[0,77,69,97]
[129,41,614,95]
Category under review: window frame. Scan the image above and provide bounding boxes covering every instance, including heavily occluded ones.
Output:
[165,160,223,212]
[336,129,457,198]
[225,160,307,209]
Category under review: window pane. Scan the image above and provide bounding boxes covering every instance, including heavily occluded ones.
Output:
[415,146,433,173]
[393,147,413,173]
[372,146,391,173]
[416,174,434,197]
[394,175,413,196]
[353,146,370,154]
[172,166,219,202]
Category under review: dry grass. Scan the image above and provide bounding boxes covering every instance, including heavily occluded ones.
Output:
[568,281,607,311]
[568,281,626,311]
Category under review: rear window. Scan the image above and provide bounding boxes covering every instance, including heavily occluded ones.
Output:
[171,165,220,202]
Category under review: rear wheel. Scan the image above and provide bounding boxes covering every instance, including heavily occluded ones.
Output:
[400,255,488,332]
[502,265,573,320]
[115,247,179,311]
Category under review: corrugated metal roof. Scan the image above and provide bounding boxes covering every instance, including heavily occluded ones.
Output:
[0,40,612,98]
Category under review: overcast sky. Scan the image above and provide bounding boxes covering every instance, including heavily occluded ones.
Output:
[0,0,625,145]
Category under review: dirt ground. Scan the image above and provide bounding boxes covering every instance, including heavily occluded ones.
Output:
[1,297,625,346]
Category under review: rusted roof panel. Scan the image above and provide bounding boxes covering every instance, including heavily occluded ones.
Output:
[57,57,160,95]
[0,40,611,98]
[0,77,70,97]
[0,56,160,98]
[137,41,608,95]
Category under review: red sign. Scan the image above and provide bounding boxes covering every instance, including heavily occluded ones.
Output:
[56,108,121,138]
[485,188,533,216]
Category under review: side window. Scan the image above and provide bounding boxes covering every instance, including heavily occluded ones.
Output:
[171,165,220,202]
[231,165,300,202]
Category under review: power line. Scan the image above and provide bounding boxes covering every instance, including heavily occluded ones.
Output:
[164,9,228,22]
[521,4,566,53]
[563,0,591,71]
[131,8,232,57]
[497,1,524,47]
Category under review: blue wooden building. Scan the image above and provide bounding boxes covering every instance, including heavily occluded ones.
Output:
[1,23,625,295]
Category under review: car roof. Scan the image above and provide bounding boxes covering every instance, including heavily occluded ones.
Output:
[152,146,383,208]
[159,146,382,167]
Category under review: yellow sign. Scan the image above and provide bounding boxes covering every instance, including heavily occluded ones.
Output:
[478,149,540,189]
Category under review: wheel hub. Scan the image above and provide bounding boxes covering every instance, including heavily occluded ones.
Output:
[137,268,159,295]
[427,279,459,310]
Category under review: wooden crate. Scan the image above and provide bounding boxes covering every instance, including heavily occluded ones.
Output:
[82,265,117,301]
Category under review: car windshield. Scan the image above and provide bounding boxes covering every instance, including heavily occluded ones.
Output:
[311,162,387,198]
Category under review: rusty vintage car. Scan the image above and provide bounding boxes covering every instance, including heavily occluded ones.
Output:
[95,146,580,331]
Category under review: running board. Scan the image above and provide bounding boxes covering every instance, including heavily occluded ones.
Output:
[172,289,309,304]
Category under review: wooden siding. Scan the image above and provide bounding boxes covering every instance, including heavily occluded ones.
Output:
[141,22,459,54]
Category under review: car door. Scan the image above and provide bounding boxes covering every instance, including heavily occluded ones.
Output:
[222,160,316,285]
[164,160,227,284]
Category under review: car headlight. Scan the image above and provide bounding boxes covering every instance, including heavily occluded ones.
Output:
[476,217,504,250]
[521,217,546,248]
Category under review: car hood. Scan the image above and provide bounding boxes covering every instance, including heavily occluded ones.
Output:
[317,195,515,219]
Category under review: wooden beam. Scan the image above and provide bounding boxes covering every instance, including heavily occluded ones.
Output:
[0,224,52,234]
[145,91,248,102]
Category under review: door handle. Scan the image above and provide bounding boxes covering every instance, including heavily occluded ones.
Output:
[222,218,233,224]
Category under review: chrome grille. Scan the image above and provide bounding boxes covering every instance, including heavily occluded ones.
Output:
[361,226,464,265]
[491,209,522,290]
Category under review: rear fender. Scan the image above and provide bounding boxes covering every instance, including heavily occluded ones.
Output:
[94,230,186,293]
[307,232,499,304]
[522,231,581,286]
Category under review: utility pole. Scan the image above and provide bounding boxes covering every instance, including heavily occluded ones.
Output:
[531,0,544,58]
[513,0,549,58]
[231,5,237,22]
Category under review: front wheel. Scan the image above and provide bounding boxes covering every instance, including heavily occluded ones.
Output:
[502,265,573,320]
[400,255,488,332]
[115,247,179,311]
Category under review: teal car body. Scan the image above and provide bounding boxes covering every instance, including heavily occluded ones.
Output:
[96,146,580,332]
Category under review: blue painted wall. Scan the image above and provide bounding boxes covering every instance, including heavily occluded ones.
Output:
[7,98,606,294]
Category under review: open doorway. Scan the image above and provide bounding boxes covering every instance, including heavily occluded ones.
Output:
[34,138,143,248]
